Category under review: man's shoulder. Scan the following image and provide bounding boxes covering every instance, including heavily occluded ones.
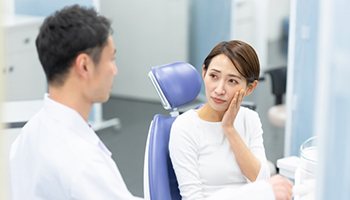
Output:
[22,107,49,129]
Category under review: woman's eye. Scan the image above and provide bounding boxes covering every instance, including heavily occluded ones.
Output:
[210,74,217,79]
[229,79,238,84]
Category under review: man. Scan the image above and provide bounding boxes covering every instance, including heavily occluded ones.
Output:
[10,5,141,200]
[9,4,292,200]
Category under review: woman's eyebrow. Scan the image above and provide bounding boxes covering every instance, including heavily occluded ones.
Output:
[209,68,221,73]
[228,74,243,80]
[209,68,243,80]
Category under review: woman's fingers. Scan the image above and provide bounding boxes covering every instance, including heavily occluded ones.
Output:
[238,89,245,105]
[231,89,244,110]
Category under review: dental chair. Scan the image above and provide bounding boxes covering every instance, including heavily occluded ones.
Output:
[143,62,202,200]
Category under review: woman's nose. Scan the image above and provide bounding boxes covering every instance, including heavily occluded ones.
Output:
[214,81,225,95]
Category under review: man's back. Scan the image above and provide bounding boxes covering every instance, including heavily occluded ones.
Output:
[10,96,137,200]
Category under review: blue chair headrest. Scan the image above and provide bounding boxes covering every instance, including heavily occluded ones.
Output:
[148,62,202,110]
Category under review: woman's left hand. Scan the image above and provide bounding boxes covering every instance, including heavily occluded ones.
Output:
[222,88,245,129]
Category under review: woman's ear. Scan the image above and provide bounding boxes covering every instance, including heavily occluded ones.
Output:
[202,65,207,79]
[245,80,258,96]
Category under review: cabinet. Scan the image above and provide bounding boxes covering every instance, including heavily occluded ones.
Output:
[3,15,46,101]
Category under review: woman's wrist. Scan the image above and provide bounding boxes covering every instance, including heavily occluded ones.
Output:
[222,125,238,138]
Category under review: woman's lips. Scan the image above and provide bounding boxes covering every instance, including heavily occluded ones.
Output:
[212,97,226,104]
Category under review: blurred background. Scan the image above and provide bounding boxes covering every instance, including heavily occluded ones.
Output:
[1,0,350,199]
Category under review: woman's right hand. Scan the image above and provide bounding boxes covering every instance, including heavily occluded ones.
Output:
[221,88,245,130]
[268,175,293,200]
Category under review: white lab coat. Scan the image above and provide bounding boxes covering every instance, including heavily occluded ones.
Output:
[10,96,142,200]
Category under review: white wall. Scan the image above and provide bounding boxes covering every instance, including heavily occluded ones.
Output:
[2,0,14,17]
[1,1,11,199]
[267,0,290,41]
[101,0,189,101]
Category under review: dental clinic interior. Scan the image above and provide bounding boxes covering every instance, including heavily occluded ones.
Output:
[1,0,350,199]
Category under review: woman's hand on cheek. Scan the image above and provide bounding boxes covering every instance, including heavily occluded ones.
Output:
[222,89,245,130]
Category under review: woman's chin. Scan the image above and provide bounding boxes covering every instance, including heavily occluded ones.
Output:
[209,103,227,113]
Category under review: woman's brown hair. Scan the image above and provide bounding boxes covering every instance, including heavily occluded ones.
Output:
[203,40,260,84]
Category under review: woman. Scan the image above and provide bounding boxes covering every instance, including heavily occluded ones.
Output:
[169,40,270,199]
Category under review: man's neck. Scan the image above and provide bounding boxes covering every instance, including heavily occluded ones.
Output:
[48,87,92,122]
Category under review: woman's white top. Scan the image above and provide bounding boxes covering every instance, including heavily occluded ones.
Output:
[169,107,271,200]
[10,96,142,200]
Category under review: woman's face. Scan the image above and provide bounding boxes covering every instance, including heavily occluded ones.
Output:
[203,54,249,113]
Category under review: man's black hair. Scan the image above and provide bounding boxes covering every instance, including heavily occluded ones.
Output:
[36,4,112,85]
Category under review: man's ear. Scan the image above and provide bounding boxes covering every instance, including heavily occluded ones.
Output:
[245,80,258,96]
[74,53,92,79]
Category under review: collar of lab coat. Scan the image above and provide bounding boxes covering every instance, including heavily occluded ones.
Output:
[42,94,112,157]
